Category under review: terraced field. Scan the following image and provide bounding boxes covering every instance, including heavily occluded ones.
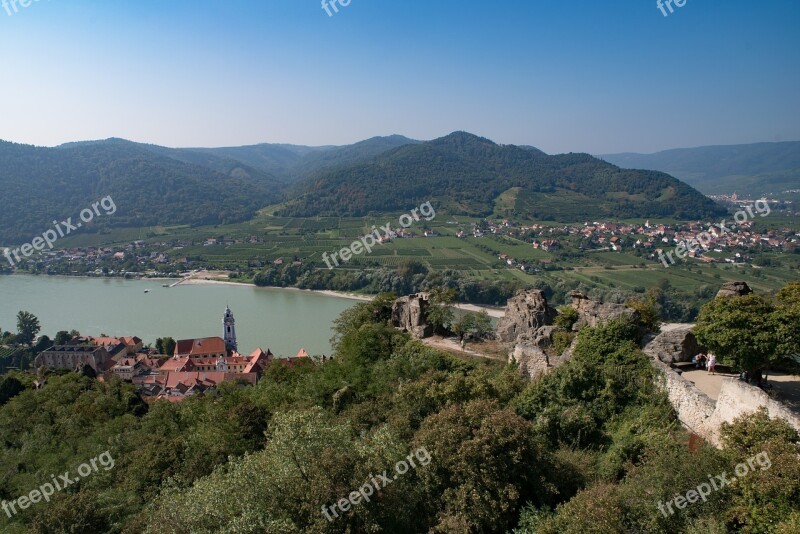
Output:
[48,212,799,300]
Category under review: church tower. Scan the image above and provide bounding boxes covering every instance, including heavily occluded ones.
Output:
[223,306,237,352]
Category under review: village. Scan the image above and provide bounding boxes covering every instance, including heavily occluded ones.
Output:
[476,214,797,271]
[6,216,796,277]
[31,306,319,403]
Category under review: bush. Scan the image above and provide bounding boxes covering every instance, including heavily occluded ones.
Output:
[555,306,579,330]
[553,331,575,355]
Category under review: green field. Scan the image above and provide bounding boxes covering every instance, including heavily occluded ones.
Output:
[47,210,800,301]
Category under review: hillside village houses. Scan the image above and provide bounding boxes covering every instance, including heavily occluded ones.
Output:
[8,197,795,279]
[466,215,797,270]
[34,307,316,402]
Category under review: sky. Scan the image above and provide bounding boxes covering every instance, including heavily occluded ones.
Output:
[0,0,798,154]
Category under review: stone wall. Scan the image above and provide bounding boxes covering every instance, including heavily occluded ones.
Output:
[650,358,800,447]
[709,379,800,444]
[651,359,717,438]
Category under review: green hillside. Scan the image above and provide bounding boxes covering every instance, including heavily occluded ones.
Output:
[0,140,284,244]
[279,132,726,221]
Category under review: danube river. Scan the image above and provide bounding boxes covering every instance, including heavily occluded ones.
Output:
[0,275,357,356]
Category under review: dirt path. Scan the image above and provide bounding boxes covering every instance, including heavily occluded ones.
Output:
[422,336,507,361]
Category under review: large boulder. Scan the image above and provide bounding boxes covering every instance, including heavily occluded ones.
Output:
[716,281,752,299]
[570,291,638,330]
[496,290,557,343]
[391,293,433,339]
[643,324,705,364]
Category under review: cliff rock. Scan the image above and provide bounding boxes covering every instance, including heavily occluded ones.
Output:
[716,281,753,299]
[496,290,557,343]
[642,324,704,364]
[508,343,550,380]
[570,291,638,330]
[391,293,433,339]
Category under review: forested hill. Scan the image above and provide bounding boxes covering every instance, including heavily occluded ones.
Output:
[0,133,726,244]
[185,134,421,180]
[278,132,726,221]
[0,140,284,244]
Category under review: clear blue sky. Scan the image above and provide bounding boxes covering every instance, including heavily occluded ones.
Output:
[1,0,798,154]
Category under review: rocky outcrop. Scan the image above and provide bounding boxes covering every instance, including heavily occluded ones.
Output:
[507,325,569,379]
[496,290,557,343]
[391,293,433,339]
[716,281,753,298]
[643,324,705,364]
[570,291,638,330]
[509,343,550,380]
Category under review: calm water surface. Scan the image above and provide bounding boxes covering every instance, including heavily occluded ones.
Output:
[0,275,356,356]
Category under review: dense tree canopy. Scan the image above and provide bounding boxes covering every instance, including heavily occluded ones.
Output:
[0,282,798,532]
[694,283,800,374]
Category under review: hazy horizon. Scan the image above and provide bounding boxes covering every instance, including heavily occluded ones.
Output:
[2,132,799,157]
[1,1,798,154]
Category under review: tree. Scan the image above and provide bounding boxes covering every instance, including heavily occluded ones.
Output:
[626,295,662,332]
[79,363,97,379]
[427,287,456,335]
[453,310,494,341]
[774,281,800,363]
[694,293,780,377]
[330,293,396,351]
[472,310,494,340]
[156,337,176,356]
[54,330,72,345]
[16,310,41,346]
[554,306,579,330]
[451,313,476,342]
[165,338,175,357]
[0,376,24,406]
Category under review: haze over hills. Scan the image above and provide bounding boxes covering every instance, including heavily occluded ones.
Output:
[181,134,421,181]
[0,132,725,244]
[600,141,800,198]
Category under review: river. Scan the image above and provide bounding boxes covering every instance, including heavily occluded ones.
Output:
[0,275,357,356]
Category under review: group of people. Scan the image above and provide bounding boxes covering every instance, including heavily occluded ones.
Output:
[692,352,717,374]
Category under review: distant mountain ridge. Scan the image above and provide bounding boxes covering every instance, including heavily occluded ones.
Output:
[0,132,725,244]
[600,141,800,197]
[182,135,421,181]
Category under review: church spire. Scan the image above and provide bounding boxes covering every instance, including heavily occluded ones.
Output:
[223,306,237,352]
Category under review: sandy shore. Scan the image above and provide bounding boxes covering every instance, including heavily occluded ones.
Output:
[179,278,250,287]
[455,303,505,318]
